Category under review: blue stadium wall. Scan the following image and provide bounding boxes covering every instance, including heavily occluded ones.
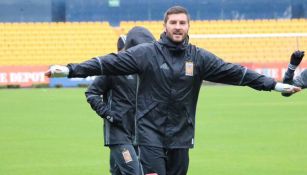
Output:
[0,0,306,25]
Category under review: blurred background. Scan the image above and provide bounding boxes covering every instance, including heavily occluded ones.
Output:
[1,0,306,23]
[0,0,306,87]
[1,1,307,175]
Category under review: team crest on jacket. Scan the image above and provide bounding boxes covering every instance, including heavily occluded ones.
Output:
[185,61,194,76]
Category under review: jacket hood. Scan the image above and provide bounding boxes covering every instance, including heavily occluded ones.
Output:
[125,26,156,50]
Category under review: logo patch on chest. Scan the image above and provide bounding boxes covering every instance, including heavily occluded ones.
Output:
[185,61,194,76]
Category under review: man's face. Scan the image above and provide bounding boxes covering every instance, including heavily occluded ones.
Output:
[164,13,189,43]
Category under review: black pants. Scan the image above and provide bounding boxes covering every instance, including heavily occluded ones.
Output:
[139,145,189,175]
[109,144,141,175]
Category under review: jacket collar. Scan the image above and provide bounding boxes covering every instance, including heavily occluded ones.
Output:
[158,32,189,52]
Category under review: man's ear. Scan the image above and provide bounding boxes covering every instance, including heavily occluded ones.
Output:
[163,23,166,32]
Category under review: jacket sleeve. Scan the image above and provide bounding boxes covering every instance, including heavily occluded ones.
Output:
[67,44,149,78]
[198,48,276,91]
[283,68,295,85]
[85,76,111,118]
[281,68,295,97]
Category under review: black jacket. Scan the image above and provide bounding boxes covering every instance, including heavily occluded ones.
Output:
[69,33,276,148]
[85,27,155,146]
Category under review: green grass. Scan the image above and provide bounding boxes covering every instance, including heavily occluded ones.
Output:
[1,86,307,175]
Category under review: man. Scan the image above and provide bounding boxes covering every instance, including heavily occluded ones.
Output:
[46,6,300,175]
[87,34,126,175]
[85,27,155,175]
[108,34,126,175]
[282,50,305,97]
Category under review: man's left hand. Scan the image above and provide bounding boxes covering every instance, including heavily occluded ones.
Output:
[275,82,301,94]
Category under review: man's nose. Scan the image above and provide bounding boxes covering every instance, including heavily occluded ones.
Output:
[174,22,181,29]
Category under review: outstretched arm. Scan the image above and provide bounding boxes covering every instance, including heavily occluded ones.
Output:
[45,45,147,78]
[199,49,301,94]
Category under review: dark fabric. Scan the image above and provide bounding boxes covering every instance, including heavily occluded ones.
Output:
[166,148,189,175]
[85,75,137,145]
[84,27,155,146]
[109,144,141,175]
[294,69,307,88]
[125,26,155,50]
[158,32,189,51]
[282,50,305,97]
[117,35,126,51]
[68,33,277,149]
[110,153,121,175]
[290,50,304,66]
[85,27,155,175]
[85,75,111,118]
[282,68,307,97]
[282,68,295,97]
[283,68,295,85]
[139,145,189,175]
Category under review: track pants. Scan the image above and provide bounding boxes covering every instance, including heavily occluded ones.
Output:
[109,144,141,175]
[139,145,189,175]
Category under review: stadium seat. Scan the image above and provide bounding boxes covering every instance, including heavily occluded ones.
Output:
[1,19,306,66]
[0,22,117,66]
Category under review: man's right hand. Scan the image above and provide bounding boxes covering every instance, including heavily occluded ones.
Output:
[45,65,69,78]
[105,112,122,125]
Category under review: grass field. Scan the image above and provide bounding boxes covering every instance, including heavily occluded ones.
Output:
[1,86,307,175]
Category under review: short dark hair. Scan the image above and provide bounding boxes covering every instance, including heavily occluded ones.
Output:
[163,6,190,24]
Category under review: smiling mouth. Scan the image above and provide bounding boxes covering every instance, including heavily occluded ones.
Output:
[173,33,182,36]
